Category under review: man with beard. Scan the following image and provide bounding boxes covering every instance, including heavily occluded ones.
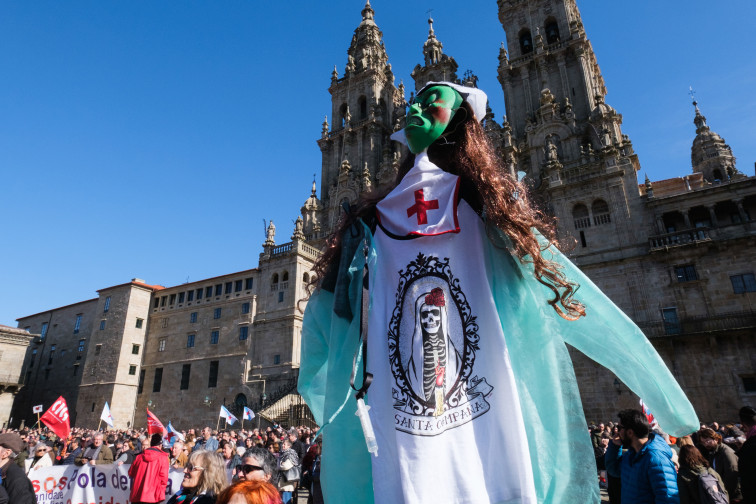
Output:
[605,409,679,503]
[192,427,218,453]
[75,432,114,466]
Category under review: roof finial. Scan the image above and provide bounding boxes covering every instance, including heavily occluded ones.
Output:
[361,0,374,22]
[311,174,317,196]
[689,86,708,133]
[427,10,435,37]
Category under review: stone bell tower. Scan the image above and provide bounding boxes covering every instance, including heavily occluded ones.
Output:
[410,16,459,91]
[496,0,646,257]
[690,100,741,183]
[317,0,407,232]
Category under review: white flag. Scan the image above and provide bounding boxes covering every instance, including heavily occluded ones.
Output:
[219,405,238,426]
[243,407,255,420]
[100,402,114,428]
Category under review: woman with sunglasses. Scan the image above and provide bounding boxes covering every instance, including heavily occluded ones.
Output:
[235,447,276,484]
[167,450,227,504]
[24,442,53,473]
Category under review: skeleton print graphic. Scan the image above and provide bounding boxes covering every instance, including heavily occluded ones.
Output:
[388,253,494,436]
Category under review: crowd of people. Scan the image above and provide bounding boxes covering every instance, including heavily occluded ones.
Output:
[0,423,323,504]
[1,406,754,504]
[591,406,756,503]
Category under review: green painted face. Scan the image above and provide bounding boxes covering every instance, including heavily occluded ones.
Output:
[404,85,464,154]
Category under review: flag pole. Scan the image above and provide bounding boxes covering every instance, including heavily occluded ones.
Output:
[97,419,102,431]
[216,411,221,432]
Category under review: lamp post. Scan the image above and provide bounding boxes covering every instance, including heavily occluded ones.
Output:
[247,378,266,429]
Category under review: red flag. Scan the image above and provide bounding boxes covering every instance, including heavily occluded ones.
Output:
[40,396,71,440]
[146,408,167,435]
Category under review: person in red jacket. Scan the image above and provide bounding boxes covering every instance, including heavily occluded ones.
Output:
[128,433,169,504]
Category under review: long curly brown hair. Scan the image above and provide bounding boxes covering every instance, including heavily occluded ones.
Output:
[311,101,585,320]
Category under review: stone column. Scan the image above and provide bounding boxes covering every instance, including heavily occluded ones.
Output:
[707,206,718,227]
[735,199,749,223]
[656,216,666,235]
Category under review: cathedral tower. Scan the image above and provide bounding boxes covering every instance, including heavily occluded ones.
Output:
[496,0,645,257]
[690,100,740,183]
[316,1,407,232]
[410,17,459,90]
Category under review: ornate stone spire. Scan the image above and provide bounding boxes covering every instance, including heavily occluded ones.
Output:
[644,173,654,198]
[692,100,708,133]
[411,15,458,90]
[301,177,322,236]
[321,115,329,139]
[690,99,739,182]
[344,0,389,76]
[423,17,444,66]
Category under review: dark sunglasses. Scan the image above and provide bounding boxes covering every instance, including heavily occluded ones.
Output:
[236,464,263,474]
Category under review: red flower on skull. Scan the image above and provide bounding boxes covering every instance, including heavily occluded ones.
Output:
[425,287,445,307]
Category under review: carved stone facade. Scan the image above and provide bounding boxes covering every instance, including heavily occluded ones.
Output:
[9,0,755,429]
[496,0,756,422]
[0,325,33,427]
[314,0,407,234]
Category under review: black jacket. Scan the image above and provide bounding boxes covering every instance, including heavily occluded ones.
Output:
[1,460,36,504]
[739,435,756,504]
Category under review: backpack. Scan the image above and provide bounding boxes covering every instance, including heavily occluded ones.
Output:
[697,470,729,504]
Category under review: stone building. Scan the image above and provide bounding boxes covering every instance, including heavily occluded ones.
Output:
[494,0,756,422]
[10,224,318,429]
[9,0,756,429]
[12,281,162,428]
[310,0,756,422]
[0,325,33,427]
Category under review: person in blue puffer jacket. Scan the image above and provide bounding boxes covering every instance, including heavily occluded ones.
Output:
[606,409,680,503]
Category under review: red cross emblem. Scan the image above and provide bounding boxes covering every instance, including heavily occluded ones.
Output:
[407,189,439,225]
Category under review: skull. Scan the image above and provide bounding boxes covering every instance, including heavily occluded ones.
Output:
[420,306,441,335]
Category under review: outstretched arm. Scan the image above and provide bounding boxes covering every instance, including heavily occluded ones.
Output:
[539,242,699,437]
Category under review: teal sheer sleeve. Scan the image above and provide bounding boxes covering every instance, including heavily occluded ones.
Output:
[298,289,334,426]
[540,243,699,437]
[297,225,376,504]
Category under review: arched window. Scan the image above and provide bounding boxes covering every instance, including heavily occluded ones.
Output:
[272,273,279,284]
[592,199,611,225]
[339,103,348,128]
[282,271,289,282]
[358,96,367,119]
[573,204,590,229]
[234,393,247,413]
[303,272,310,283]
[712,169,723,182]
[519,29,533,55]
[545,20,560,44]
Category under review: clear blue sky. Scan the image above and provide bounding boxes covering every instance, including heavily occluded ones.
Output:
[2,1,754,325]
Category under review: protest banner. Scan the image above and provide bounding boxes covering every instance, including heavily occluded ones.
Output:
[30,463,185,504]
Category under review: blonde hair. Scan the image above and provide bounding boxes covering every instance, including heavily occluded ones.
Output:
[188,450,228,497]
